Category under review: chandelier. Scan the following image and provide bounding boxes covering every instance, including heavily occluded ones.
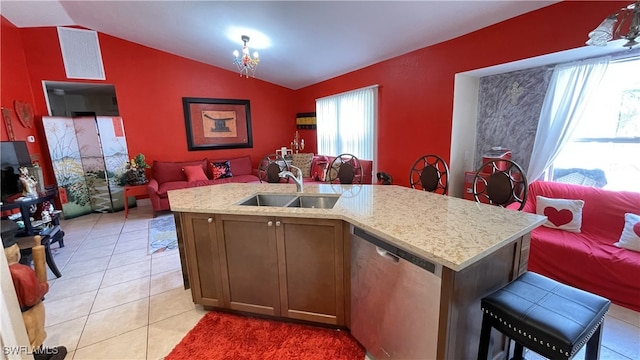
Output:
[233,35,260,78]
[586,1,639,48]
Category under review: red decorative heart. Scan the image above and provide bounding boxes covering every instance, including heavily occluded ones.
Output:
[544,207,573,227]
[633,222,640,237]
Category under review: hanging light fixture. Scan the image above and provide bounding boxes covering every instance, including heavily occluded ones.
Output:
[233,35,260,78]
[586,1,639,48]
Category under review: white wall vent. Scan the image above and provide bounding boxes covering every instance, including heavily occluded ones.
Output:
[57,27,106,80]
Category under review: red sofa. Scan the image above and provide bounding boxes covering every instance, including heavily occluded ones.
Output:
[147,156,259,212]
[303,154,374,184]
[258,154,374,185]
[521,181,640,311]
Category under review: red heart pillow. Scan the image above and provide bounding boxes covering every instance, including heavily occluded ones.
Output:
[544,208,573,227]
[535,196,584,233]
[615,213,640,252]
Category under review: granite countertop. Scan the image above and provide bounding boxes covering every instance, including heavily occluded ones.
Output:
[168,183,546,272]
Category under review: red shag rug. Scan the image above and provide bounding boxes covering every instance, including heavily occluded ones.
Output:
[165,311,365,360]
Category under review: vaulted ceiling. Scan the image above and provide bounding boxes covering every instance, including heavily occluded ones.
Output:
[0,1,560,89]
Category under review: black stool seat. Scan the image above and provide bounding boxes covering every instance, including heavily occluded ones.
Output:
[478,271,610,360]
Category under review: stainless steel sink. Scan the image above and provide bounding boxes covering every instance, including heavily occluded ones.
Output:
[237,194,298,207]
[286,195,340,209]
[236,193,340,209]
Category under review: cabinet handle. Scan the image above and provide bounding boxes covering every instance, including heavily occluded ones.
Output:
[208,217,213,223]
[268,221,273,227]
[275,221,281,227]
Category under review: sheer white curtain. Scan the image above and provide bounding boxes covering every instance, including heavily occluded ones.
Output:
[527,57,610,182]
[316,86,378,162]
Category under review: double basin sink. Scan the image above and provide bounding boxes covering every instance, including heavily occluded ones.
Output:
[237,193,340,209]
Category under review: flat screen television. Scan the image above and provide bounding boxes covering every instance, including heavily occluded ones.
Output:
[1,141,32,201]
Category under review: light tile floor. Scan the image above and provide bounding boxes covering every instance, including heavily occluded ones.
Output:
[42,200,206,360]
[40,199,639,360]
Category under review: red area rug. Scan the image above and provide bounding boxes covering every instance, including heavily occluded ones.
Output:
[165,311,365,360]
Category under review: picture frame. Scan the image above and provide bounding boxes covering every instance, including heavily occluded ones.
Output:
[296,112,317,129]
[182,97,253,150]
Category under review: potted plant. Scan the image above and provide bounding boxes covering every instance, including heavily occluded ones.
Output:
[126,153,151,185]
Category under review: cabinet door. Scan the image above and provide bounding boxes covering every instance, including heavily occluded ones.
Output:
[218,214,280,316]
[181,213,225,307]
[276,217,346,325]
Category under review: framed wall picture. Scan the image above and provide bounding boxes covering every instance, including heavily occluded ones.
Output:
[296,112,316,129]
[182,97,253,150]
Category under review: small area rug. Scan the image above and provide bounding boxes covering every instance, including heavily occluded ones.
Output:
[165,311,365,360]
[148,214,178,254]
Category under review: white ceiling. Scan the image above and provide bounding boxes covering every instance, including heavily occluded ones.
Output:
[1,1,561,90]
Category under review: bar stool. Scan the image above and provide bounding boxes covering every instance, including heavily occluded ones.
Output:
[258,153,289,183]
[478,271,610,360]
[408,154,449,194]
[472,158,528,210]
[326,153,363,184]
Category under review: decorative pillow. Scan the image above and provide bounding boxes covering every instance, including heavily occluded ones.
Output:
[291,153,314,178]
[182,165,208,182]
[210,161,233,180]
[614,213,640,252]
[311,156,329,181]
[326,162,341,182]
[535,196,584,233]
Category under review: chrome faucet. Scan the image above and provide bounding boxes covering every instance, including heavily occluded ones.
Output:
[279,165,304,192]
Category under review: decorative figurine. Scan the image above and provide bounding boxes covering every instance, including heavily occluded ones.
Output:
[19,166,38,198]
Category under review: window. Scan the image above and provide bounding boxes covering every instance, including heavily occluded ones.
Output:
[316,86,378,164]
[552,57,640,192]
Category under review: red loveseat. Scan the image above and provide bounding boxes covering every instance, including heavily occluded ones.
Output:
[521,181,640,311]
[147,156,259,213]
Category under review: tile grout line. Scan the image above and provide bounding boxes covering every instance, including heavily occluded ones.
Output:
[74,213,108,354]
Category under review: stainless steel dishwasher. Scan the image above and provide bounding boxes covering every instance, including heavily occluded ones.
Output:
[351,226,442,360]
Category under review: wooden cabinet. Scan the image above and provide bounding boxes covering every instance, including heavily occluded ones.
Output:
[276,217,345,325]
[178,212,348,326]
[179,213,225,307]
[217,214,280,316]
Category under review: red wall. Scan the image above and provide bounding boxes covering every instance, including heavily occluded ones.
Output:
[1,1,627,188]
[2,21,297,185]
[294,1,628,186]
[0,18,40,158]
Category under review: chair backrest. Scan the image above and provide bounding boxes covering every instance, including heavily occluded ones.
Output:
[409,154,449,194]
[472,159,528,210]
[326,153,363,184]
[258,154,289,183]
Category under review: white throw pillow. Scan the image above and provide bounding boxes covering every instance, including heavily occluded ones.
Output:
[535,196,584,233]
[614,213,640,252]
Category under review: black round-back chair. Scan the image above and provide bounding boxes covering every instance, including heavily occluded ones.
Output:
[258,153,289,183]
[409,154,449,195]
[326,153,363,184]
[472,159,528,210]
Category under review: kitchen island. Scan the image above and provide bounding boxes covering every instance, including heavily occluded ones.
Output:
[169,183,546,359]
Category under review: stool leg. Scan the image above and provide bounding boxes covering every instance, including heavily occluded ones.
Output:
[512,342,524,360]
[478,315,492,360]
[584,323,604,360]
[43,238,62,278]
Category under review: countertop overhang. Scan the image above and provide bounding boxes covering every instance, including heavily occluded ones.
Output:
[168,183,546,272]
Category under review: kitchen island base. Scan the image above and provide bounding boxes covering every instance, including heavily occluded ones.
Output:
[176,212,529,360]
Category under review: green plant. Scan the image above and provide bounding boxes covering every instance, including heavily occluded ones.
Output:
[127,153,150,170]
